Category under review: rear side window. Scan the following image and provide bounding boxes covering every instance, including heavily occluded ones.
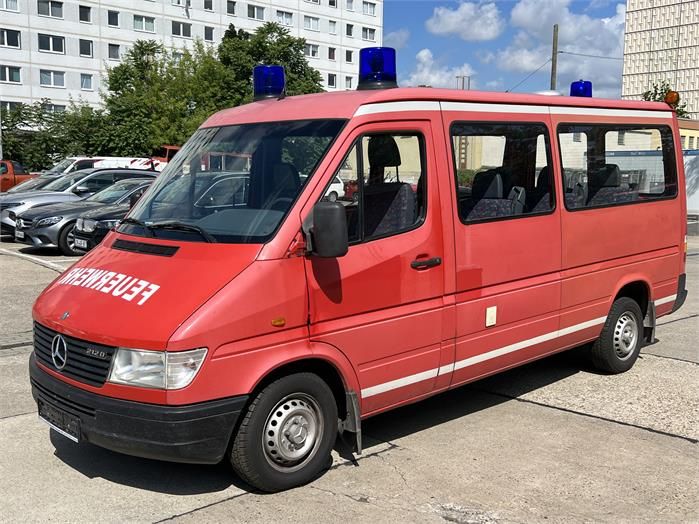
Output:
[321,133,426,243]
[451,122,554,223]
[557,124,677,210]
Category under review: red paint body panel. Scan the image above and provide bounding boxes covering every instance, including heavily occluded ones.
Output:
[31,87,686,432]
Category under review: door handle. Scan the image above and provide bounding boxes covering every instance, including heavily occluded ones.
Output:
[411,257,442,270]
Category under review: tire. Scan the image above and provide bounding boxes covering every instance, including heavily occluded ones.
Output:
[58,222,81,256]
[327,191,338,202]
[230,373,338,492]
[591,297,644,374]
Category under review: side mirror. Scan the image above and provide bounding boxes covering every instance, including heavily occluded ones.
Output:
[73,185,90,194]
[129,192,142,208]
[312,201,348,258]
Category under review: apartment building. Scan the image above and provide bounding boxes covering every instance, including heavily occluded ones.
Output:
[621,0,699,119]
[0,0,383,112]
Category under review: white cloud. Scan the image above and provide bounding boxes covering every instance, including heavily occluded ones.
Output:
[496,0,625,97]
[426,2,505,41]
[384,29,410,50]
[403,48,475,88]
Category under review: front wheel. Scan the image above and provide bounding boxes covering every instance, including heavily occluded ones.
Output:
[58,222,81,256]
[591,297,644,374]
[230,373,338,492]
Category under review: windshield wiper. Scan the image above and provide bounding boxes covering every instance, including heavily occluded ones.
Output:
[148,221,217,243]
[120,217,153,237]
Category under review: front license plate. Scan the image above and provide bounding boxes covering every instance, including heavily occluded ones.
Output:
[38,399,80,442]
[74,238,88,249]
[15,230,24,240]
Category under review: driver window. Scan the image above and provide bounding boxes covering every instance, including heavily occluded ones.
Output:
[322,132,426,244]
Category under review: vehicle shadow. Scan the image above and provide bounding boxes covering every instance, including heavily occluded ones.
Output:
[19,246,74,257]
[49,346,597,495]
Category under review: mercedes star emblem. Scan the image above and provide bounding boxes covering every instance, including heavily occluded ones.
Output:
[51,335,68,370]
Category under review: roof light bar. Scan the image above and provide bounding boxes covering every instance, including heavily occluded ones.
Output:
[357,47,398,90]
[253,65,286,101]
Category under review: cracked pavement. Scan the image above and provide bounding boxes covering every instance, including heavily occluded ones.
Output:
[1,236,697,522]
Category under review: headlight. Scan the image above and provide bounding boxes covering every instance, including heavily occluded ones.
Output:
[108,347,207,389]
[35,216,63,227]
[77,218,96,233]
[98,219,121,229]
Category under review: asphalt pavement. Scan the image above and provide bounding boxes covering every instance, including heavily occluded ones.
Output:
[1,235,697,523]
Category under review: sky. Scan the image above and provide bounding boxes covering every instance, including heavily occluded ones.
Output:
[382,0,626,98]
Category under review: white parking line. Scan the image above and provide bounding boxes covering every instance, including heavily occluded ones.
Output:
[0,248,66,273]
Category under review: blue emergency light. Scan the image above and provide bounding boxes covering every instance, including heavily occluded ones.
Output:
[253,65,286,101]
[570,80,592,97]
[357,47,398,90]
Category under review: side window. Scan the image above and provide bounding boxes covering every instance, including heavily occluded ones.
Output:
[451,122,553,223]
[81,173,114,191]
[321,133,426,243]
[557,124,677,210]
[12,161,26,174]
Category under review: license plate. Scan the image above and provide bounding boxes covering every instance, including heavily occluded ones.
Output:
[15,230,24,240]
[74,238,88,249]
[38,399,80,442]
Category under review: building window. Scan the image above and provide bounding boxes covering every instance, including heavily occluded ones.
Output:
[80,73,92,90]
[362,27,375,41]
[0,65,21,83]
[172,0,191,5]
[79,39,93,57]
[0,29,21,49]
[573,131,581,143]
[345,49,353,62]
[204,0,213,10]
[38,0,62,18]
[79,5,91,22]
[681,135,687,149]
[1,0,19,11]
[328,20,336,34]
[276,10,292,26]
[108,43,120,60]
[691,136,696,150]
[134,15,155,32]
[44,103,66,113]
[362,1,375,15]
[304,43,319,58]
[107,10,119,27]
[172,21,192,37]
[303,15,319,31]
[345,76,352,89]
[248,4,264,20]
[328,46,336,60]
[38,34,64,54]
[227,0,235,15]
[329,0,336,7]
[346,23,353,37]
[346,0,353,10]
[305,0,320,4]
[1,101,24,113]
[328,73,336,88]
[204,26,214,41]
[39,69,65,88]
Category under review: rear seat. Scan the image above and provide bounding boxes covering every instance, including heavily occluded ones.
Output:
[462,170,525,221]
[587,164,636,206]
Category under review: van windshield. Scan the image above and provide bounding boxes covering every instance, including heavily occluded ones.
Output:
[122,119,345,243]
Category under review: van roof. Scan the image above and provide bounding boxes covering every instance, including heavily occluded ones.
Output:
[202,87,673,128]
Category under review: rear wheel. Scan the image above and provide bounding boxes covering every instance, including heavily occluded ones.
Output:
[327,191,338,202]
[591,297,644,374]
[58,222,81,256]
[230,373,338,492]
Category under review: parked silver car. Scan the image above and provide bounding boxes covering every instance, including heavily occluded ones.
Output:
[0,168,157,235]
[15,177,155,255]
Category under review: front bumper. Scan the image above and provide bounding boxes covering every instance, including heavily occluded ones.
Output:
[14,227,58,248]
[30,354,248,464]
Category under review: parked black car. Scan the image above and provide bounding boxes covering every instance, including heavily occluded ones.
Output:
[15,176,155,255]
[73,181,153,252]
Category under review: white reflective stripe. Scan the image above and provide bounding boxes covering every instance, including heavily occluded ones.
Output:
[549,106,673,119]
[353,101,440,117]
[441,101,549,114]
[361,367,439,398]
[438,363,454,376]
[654,294,677,306]
[360,316,608,398]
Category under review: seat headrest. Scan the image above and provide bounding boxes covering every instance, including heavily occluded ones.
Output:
[472,171,503,199]
[537,166,550,189]
[271,163,300,191]
[368,135,401,168]
[598,164,621,187]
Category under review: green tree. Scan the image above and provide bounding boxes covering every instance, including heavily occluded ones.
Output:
[642,81,690,118]
[218,22,323,105]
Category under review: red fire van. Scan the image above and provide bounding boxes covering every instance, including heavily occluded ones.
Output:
[29,50,687,492]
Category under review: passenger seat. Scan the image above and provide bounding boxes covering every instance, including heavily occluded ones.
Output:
[463,170,525,221]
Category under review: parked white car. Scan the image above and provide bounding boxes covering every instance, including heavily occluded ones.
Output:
[324,175,345,202]
[44,156,166,175]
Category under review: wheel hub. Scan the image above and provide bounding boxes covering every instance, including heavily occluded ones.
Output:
[613,312,638,360]
[263,394,322,470]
